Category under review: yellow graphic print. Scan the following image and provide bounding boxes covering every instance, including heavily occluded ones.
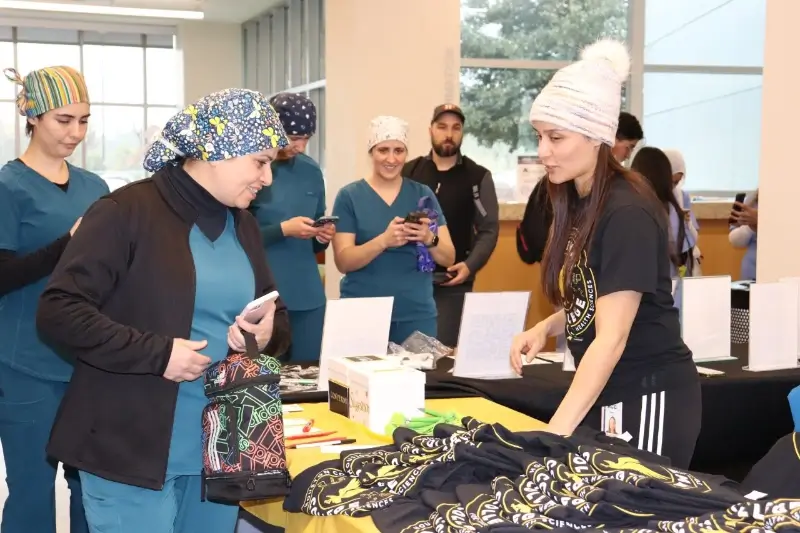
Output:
[323,478,368,506]
[560,244,597,342]
[184,104,198,121]
[599,457,670,481]
[262,126,282,147]
[209,116,228,135]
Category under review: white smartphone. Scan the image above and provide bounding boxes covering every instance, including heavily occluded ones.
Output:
[241,291,279,324]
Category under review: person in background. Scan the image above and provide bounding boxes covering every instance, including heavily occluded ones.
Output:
[630,147,695,278]
[0,66,109,533]
[516,111,644,264]
[250,92,333,361]
[332,116,456,344]
[663,148,702,275]
[729,190,758,280]
[35,88,291,533]
[510,39,700,469]
[403,104,499,347]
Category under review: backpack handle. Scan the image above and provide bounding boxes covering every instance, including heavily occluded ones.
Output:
[243,330,260,358]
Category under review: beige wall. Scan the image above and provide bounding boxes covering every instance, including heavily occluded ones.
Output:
[175,21,243,106]
[322,0,461,298]
[756,1,800,282]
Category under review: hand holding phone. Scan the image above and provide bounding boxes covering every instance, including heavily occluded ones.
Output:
[729,192,747,225]
[404,211,426,224]
[241,291,279,324]
[313,215,339,228]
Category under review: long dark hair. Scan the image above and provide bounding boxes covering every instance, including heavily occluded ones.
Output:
[541,144,661,306]
[631,147,686,270]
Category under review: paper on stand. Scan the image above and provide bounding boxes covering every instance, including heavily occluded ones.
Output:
[453,291,530,379]
[681,276,733,362]
[779,277,800,359]
[746,282,799,372]
[318,297,393,391]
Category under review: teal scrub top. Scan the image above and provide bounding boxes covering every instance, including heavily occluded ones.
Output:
[250,153,326,311]
[168,212,255,475]
[0,160,109,381]
[332,178,447,323]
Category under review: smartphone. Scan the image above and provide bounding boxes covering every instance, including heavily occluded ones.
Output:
[241,290,279,324]
[404,211,426,224]
[728,192,747,224]
[313,215,339,227]
[433,271,454,285]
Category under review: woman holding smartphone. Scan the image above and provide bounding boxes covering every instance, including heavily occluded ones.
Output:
[332,116,455,344]
[36,88,291,533]
[509,40,700,469]
[729,191,758,280]
[250,93,333,361]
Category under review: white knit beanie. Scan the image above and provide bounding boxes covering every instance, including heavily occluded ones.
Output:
[367,115,409,151]
[529,39,630,146]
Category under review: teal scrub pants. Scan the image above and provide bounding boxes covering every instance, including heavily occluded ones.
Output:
[389,317,437,345]
[80,472,239,533]
[286,305,325,361]
[0,363,87,533]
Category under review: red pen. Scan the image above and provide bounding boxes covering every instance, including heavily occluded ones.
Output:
[286,431,337,441]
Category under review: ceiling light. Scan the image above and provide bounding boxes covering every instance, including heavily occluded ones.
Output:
[0,0,204,19]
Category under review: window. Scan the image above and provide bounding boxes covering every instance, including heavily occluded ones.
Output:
[461,0,629,60]
[460,0,630,201]
[644,0,765,67]
[640,0,766,193]
[642,73,762,193]
[0,26,178,190]
[243,0,326,167]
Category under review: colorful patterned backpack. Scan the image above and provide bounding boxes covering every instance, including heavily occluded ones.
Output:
[200,333,291,502]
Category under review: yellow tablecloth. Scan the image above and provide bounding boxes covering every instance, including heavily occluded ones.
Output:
[241,397,545,533]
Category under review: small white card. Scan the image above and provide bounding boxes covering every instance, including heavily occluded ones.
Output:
[696,366,725,376]
[746,282,799,372]
[681,276,733,362]
[282,404,303,414]
[453,291,530,379]
[318,297,394,391]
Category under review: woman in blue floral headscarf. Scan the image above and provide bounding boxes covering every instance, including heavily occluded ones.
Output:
[36,88,291,533]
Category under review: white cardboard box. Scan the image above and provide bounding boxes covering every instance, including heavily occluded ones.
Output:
[327,355,402,419]
[348,364,426,434]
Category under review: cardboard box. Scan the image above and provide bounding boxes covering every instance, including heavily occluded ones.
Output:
[348,364,426,434]
[327,355,399,418]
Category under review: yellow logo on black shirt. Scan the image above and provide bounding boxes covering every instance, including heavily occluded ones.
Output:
[560,234,597,342]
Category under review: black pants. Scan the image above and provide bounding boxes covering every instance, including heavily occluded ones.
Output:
[433,281,473,348]
[585,379,702,470]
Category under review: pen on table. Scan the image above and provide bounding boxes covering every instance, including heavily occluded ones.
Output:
[289,438,357,449]
[286,431,337,441]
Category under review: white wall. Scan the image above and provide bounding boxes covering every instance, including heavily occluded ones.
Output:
[175,21,243,106]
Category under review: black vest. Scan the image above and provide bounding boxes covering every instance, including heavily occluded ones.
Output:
[404,154,487,271]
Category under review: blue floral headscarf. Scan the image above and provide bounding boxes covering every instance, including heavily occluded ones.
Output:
[143,88,289,173]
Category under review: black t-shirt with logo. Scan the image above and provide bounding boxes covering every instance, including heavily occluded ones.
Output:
[562,176,696,404]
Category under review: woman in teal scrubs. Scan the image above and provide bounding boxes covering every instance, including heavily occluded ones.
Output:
[250,93,333,361]
[332,115,456,344]
[0,65,108,533]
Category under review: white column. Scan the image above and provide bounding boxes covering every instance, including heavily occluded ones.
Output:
[322,0,461,298]
[755,1,800,282]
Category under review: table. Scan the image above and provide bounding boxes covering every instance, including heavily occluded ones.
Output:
[427,344,800,478]
[242,397,544,532]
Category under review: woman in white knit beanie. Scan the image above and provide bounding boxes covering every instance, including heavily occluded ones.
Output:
[509,39,701,469]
